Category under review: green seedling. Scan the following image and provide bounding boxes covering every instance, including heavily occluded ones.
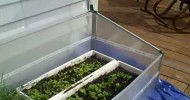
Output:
[0,74,27,100]
[23,55,107,100]
[68,67,137,100]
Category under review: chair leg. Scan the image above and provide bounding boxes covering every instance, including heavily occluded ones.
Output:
[180,1,184,11]
[140,0,168,26]
[180,1,190,15]
[172,5,190,31]
[140,0,168,27]
[153,0,177,19]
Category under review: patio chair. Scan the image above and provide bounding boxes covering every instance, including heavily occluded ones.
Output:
[138,0,169,26]
[172,0,190,30]
[153,0,178,19]
[154,0,190,30]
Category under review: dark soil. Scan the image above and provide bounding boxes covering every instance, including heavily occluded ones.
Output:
[22,55,108,100]
[67,66,138,100]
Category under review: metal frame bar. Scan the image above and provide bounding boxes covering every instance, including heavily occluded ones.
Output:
[91,13,97,50]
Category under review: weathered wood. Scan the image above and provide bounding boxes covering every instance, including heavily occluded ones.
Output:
[162,34,190,43]
[134,32,190,57]
[126,25,190,49]
[162,49,190,65]
[185,86,190,97]
[162,57,190,74]
[159,74,168,80]
[122,25,190,73]
[166,78,188,92]
[160,66,190,84]
[120,25,190,65]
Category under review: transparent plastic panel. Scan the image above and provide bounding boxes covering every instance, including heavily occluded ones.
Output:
[112,55,161,100]
[0,0,87,26]
[95,14,161,70]
[0,1,24,26]
[0,0,20,6]
[22,0,85,18]
[0,13,93,87]
[22,0,88,28]
[94,14,162,100]
[0,0,89,45]
[133,73,159,100]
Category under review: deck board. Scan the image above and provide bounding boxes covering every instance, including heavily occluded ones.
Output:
[99,0,190,94]
[160,66,190,85]
[166,78,188,92]
[122,25,190,73]
[185,86,190,97]
[159,74,168,81]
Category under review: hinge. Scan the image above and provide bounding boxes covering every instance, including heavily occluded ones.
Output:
[90,4,97,13]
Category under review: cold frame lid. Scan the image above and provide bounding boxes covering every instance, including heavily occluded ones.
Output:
[0,0,98,45]
[0,0,97,86]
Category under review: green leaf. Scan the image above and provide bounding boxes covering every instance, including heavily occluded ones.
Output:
[89,91,97,99]
[79,89,86,95]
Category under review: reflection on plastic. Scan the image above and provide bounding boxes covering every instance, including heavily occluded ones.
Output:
[148,79,190,100]
[95,39,146,70]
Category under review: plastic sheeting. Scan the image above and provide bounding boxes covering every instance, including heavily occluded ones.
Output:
[148,79,190,100]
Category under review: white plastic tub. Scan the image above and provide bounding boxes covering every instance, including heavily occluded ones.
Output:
[58,61,142,100]
[17,50,116,99]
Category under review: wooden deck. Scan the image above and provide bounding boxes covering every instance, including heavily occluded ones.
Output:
[99,0,190,96]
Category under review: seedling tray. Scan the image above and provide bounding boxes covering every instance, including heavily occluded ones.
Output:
[17,50,116,100]
[58,61,142,100]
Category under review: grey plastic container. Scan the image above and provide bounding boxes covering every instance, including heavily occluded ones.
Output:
[0,0,163,99]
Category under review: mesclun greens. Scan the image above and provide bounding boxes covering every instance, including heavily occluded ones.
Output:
[23,55,107,100]
[0,75,26,100]
[67,67,137,100]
